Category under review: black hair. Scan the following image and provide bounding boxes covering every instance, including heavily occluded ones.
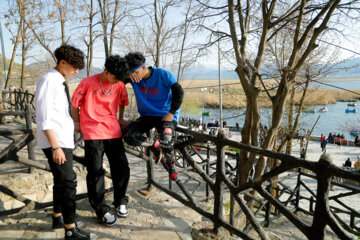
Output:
[125,52,146,69]
[104,55,131,81]
[54,45,85,69]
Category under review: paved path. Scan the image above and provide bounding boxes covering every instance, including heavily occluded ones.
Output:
[0,152,205,240]
[0,126,358,239]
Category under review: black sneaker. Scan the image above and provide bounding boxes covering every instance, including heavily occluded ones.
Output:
[97,212,117,226]
[52,215,84,229]
[52,215,64,229]
[165,160,178,181]
[152,140,163,164]
[65,227,97,240]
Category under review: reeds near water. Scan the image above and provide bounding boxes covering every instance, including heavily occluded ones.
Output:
[25,79,360,110]
[178,79,360,109]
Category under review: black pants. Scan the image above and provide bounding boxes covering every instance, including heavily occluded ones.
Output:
[84,138,130,217]
[43,148,77,225]
[124,116,177,154]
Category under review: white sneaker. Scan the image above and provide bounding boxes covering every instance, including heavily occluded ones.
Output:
[116,205,128,218]
[97,212,117,226]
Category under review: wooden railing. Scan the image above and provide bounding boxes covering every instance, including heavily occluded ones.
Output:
[1,89,35,111]
[124,127,360,240]
[0,97,358,239]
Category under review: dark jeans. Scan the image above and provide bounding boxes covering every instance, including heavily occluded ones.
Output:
[84,138,130,217]
[43,148,77,225]
[124,116,177,154]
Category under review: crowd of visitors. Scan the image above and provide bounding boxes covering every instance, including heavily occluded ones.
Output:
[178,117,234,133]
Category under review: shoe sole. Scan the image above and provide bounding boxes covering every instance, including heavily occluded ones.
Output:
[97,218,118,226]
[52,221,83,229]
[117,212,128,218]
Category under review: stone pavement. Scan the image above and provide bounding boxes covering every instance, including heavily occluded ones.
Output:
[0,122,354,240]
[0,151,208,240]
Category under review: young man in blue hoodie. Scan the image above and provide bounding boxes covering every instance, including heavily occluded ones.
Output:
[123,52,184,181]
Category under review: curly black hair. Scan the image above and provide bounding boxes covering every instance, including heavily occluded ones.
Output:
[54,45,85,69]
[125,52,146,69]
[105,55,131,81]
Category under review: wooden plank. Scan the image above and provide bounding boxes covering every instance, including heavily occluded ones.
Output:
[0,128,35,136]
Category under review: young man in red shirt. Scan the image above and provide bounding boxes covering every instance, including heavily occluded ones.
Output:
[71,55,131,226]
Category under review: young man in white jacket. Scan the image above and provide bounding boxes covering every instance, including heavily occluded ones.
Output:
[35,45,96,240]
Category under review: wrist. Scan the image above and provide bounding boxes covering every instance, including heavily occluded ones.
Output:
[52,146,61,151]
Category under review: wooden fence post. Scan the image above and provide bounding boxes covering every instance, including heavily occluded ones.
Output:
[264,180,272,227]
[295,168,302,211]
[146,130,156,193]
[310,153,354,240]
[0,89,5,124]
[15,89,19,111]
[206,142,210,201]
[309,196,314,213]
[230,152,240,229]
[25,104,36,173]
[213,129,226,235]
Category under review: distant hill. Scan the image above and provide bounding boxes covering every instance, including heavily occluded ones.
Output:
[0,57,103,87]
[1,55,360,87]
[27,62,103,84]
[182,65,238,80]
[182,57,360,80]
[325,57,360,79]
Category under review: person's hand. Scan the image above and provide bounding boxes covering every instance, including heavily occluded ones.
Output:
[119,119,128,129]
[52,148,66,165]
[162,112,174,122]
[74,123,81,133]
[129,72,142,83]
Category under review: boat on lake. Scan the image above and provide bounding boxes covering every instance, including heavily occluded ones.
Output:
[347,102,357,107]
[350,129,360,137]
[304,107,316,113]
[345,108,357,113]
[319,107,328,112]
[296,105,317,113]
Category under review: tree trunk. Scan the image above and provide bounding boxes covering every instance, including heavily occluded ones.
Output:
[6,25,21,88]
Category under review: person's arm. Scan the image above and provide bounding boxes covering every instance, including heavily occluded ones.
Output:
[70,80,87,133]
[43,129,67,165]
[72,106,81,133]
[162,82,184,122]
[118,83,129,129]
[36,79,66,165]
[129,72,142,83]
[118,105,127,129]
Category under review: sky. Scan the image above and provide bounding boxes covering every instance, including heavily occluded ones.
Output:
[1,1,360,70]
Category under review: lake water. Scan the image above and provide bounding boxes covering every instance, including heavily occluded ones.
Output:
[180,80,360,140]
[310,80,360,90]
[180,101,359,140]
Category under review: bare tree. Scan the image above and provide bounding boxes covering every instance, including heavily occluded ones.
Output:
[22,0,79,62]
[97,0,136,58]
[4,0,36,88]
[192,1,360,186]
[80,0,96,76]
[4,10,21,88]
[175,0,204,82]
[138,0,182,67]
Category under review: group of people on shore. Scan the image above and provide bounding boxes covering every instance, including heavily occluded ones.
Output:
[179,117,234,133]
[327,132,346,144]
[35,45,184,239]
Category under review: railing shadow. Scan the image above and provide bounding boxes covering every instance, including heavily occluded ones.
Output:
[0,92,358,239]
[124,126,360,240]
